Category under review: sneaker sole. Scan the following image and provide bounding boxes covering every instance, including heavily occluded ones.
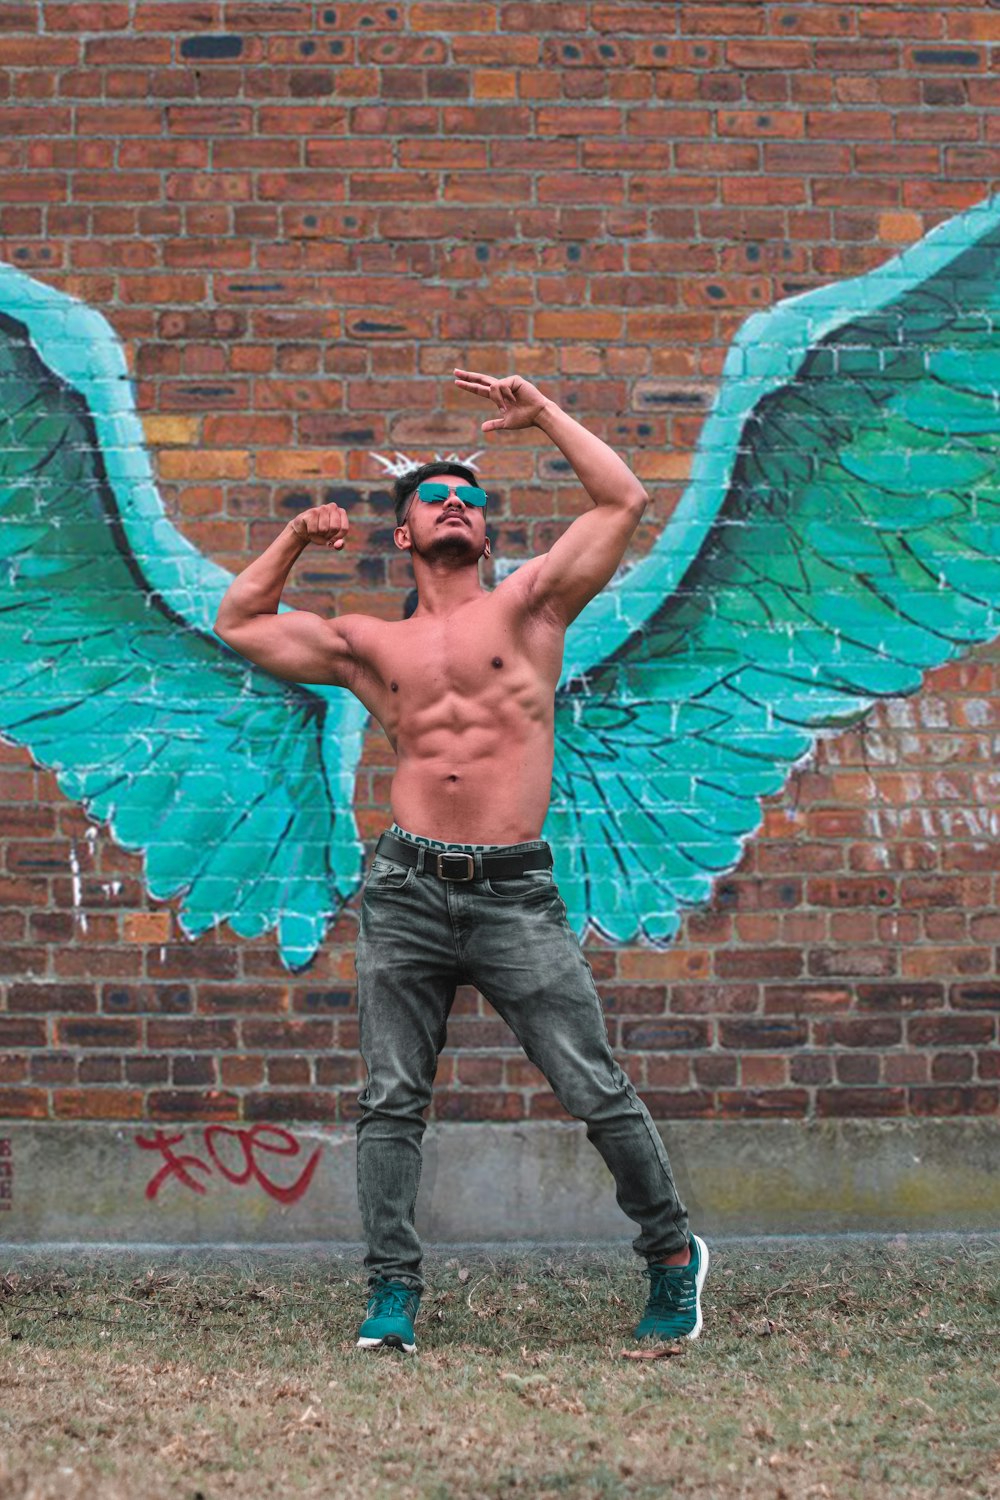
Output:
[356,1333,416,1354]
[685,1233,710,1340]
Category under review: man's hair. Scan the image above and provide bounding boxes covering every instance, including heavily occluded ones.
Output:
[392,460,484,528]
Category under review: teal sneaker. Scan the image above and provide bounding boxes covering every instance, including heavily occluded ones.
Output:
[356,1277,421,1354]
[633,1233,709,1342]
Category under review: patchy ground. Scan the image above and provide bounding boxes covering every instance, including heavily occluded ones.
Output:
[0,1234,997,1499]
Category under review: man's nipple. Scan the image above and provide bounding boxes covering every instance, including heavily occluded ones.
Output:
[492,657,503,669]
[391,681,398,693]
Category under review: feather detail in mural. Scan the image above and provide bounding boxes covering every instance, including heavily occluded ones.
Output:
[545,192,1000,947]
[0,259,371,972]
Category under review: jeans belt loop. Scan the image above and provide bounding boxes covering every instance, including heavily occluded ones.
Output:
[415,844,426,875]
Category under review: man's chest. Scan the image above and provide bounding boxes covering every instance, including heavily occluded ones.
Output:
[357,596,564,721]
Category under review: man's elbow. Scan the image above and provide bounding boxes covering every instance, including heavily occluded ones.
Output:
[213,616,242,646]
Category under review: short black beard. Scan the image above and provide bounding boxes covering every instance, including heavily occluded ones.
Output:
[411,525,486,566]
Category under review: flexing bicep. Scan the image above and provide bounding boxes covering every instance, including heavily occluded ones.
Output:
[525,498,647,626]
[213,609,359,686]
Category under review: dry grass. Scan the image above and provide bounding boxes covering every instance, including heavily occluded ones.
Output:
[0,1234,998,1499]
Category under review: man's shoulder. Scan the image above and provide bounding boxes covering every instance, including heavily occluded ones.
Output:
[333,610,393,652]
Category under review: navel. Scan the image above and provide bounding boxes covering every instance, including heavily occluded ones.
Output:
[390,681,398,693]
[492,656,503,669]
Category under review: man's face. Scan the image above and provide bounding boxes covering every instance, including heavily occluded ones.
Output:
[395,471,490,565]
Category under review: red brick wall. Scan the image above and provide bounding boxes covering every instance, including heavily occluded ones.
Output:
[0,1,998,1126]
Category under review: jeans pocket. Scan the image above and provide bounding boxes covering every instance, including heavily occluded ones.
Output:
[482,868,555,900]
[368,855,416,892]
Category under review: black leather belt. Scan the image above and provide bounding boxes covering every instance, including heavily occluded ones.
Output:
[376,831,552,882]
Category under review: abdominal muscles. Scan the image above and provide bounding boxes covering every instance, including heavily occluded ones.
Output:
[389,677,556,845]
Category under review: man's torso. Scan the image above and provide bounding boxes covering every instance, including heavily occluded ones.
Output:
[339,567,566,845]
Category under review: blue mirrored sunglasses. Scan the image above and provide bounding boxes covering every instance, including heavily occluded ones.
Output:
[416,481,488,507]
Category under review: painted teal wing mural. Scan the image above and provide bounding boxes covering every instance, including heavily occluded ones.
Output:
[0,259,370,972]
[6,194,1000,970]
[544,193,1000,947]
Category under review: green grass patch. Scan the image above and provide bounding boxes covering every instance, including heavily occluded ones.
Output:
[0,1234,997,1498]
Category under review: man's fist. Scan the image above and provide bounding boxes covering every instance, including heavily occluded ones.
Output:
[290,503,349,548]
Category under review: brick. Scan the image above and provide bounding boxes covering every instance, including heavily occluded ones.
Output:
[767,984,851,1020]
[681,4,764,34]
[241,1020,334,1050]
[433,1090,524,1122]
[146,1021,239,1051]
[741,1055,788,1087]
[718,1089,809,1117]
[835,1054,881,1085]
[815,1017,902,1048]
[0,1019,47,1047]
[53,1089,144,1120]
[791,1053,833,1085]
[907,1015,994,1048]
[908,1087,998,1117]
[147,1091,241,1119]
[101,986,193,1015]
[50,1013,136,1049]
[8,985,97,1015]
[719,1019,808,1050]
[726,39,811,69]
[126,1055,170,1085]
[951,983,1000,1011]
[643,1090,715,1119]
[622,1020,711,1050]
[715,949,803,980]
[0,1088,48,1118]
[930,1053,974,1084]
[856,982,945,1012]
[266,1057,311,1086]
[979,1051,1000,1082]
[627,108,714,138]
[817,1088,907,1117]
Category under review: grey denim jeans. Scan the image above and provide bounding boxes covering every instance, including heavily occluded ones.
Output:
[353,829,690,1294]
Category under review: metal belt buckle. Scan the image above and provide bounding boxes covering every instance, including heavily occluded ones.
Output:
[436,851,475,881]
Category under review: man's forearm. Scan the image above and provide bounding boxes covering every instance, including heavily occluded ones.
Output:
[214,522,308,631]
[534,400,648,508]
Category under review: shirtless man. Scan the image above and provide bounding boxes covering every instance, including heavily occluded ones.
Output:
[213,369,709,1355]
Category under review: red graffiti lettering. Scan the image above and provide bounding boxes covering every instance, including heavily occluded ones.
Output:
[136,1129,213,1200]
[136,1125,322,1205]
[202,1125,323,1204]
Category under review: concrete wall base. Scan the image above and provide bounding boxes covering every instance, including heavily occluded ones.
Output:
[1,1118,997,1245]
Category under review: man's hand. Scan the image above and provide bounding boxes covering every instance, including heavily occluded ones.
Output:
[454,368,551,432]
[289,503,350,549]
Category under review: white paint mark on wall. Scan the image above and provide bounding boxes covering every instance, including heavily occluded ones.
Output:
[68,838,87,934]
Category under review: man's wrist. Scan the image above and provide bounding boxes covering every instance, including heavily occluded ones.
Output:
[283,520,309,549]
[534,397,564,436]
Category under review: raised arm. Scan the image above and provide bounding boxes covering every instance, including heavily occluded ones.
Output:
[213,505,362,686]
[453,368,649,626]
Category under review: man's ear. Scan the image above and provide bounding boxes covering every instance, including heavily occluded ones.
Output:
[393,523,411,552]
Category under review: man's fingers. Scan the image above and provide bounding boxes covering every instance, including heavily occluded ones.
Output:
[454,367,497,398]
[297,502,349,545]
